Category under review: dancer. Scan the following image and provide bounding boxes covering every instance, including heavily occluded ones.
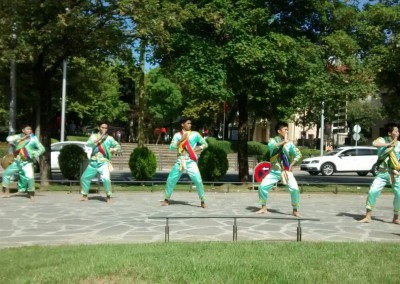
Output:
[80,122,121,203]
[2,124,45,199]
[161,117,208,208]
[359,122,400,224]
[257,121,302,216]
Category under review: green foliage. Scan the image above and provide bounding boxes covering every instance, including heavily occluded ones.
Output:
[146,68,183,125]
[198,146,229,181]
[298,148,324,162]
[66,136,89,142]
[58,145,87,180]
[67,59,131,125]
[247,141,268,156]
[205,137,233,154]
[0,242,399,283]
[0,143,8,157]
[129,147,157,181]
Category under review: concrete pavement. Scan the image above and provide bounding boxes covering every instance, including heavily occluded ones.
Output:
[1,190,400,248]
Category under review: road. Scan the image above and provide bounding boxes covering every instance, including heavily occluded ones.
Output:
[0,167,376,186]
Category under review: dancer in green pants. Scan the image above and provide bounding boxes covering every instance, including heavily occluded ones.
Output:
[257,121,301,216]
[360,122,400,224]
[161,117,208,208]
[2,124,45,199]
[80,122,121,203]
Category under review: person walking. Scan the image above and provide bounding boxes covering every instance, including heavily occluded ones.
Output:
[256,121,302,216]
[161,117,208,208]
[80,122,121,203]
[2,124,45,199]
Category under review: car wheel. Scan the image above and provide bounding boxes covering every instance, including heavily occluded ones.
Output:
[321,162,335,176]
[357,171,368,176]
[371,163,379,176]
[309,171,319,176]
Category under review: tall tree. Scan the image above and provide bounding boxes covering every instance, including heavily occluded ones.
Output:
[0,0,126,183]
[356,1,400,119]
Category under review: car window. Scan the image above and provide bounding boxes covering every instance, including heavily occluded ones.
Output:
[325,150,340,156]
[340,148,376,156]
[51,144,64,152]
[341,149,357,156]
[356,149,375,156]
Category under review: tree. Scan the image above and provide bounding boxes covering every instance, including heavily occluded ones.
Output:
[145,68,183,132]
[65,58,130,127]
[156,0,370,181]
[356,2,400,120]
[0,1,127,184]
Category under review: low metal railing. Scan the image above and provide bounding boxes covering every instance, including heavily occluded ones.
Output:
[148,215,320,242]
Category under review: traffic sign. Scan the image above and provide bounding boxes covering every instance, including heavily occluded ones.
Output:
[353,124,361,134]
[254,162,272,183]
[353,133,360,141]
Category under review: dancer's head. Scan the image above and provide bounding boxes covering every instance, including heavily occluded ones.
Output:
[20,124,33,135]
[179,117,192,131]
[275,121,289,138]
[385,122,399,140]
[98,121,109,135]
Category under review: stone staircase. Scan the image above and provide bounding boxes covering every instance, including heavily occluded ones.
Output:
[111,143,259,172]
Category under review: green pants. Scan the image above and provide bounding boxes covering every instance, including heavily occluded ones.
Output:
[2,160,35,192]
[258,169,299,209]
[80,160,112,196]
[165,158,205,201]
[366,172,400,215]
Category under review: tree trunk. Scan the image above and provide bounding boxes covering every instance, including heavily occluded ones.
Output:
[237,93,249,182]
[37,75,53,186]
[137,39,146,147]
[33,56,53,186]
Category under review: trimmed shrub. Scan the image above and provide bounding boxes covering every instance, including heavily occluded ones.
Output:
[198,146,229,181]
[248,141,268,162]
[129,146,157,181]
[205,137,233,154]
[299,148,324,162]
[59,145,88,180]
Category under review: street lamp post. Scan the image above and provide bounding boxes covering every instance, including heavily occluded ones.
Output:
[320,101,325,156]
[60,59,67,142]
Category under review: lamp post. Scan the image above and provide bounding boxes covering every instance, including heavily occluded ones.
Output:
[8,25,17,154]
[60,59,67,142]
[320,101,325,156]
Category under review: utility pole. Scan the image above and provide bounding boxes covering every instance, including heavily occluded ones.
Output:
[8,25,17,154]
[320,101,324,156]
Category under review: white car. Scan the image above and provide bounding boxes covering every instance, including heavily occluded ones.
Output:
[300,146,378,176]
[51,141,91,171]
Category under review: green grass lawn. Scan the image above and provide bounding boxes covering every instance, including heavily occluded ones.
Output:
[0,242,399,283]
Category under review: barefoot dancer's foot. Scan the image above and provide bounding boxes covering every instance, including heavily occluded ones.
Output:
[256,206,268,214]
[2,187,10,198]
[106,196,112,204]
[28,192,34,200]
[359,211,372,223]
[201,202,207,208]
[292,210,300,217]
[80,195,88,201]
[393,218,400,225]
[160,199,170,206]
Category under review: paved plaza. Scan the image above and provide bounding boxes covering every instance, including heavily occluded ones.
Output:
[1,190,400,248]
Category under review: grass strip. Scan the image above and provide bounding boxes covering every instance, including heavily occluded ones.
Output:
[0,242,399,283]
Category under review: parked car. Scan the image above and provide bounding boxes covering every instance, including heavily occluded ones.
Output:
[51,141,91,171]
[300,146,378,176]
